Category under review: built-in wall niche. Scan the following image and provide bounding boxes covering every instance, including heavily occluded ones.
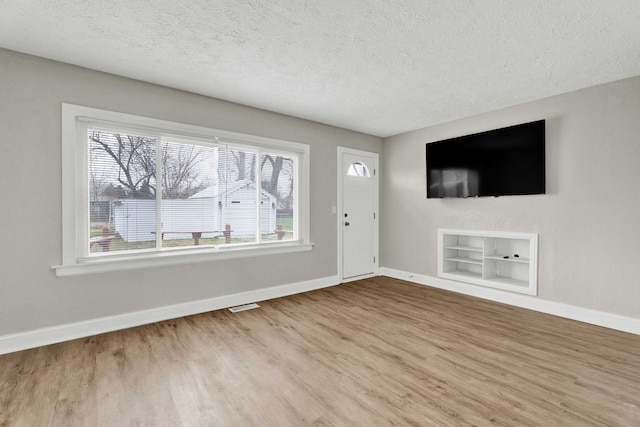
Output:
[437,229,538,295]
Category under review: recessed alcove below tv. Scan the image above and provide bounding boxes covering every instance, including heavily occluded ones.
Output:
[437,229,538,295]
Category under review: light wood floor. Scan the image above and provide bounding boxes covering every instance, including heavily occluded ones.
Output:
[1,277,639,426]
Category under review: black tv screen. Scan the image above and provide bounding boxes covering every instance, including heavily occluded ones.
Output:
[426,120,545,198]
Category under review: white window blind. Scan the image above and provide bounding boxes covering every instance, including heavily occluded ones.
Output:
[88,128,158,254]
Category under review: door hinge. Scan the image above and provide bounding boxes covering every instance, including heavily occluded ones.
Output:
[373,212,376,219]
[373,256,376,263]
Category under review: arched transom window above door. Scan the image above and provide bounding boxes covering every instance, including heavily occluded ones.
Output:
[347,162,370,177]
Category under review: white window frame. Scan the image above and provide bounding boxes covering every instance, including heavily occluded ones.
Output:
[54,104,312,277]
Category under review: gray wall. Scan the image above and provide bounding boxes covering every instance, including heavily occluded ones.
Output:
[0,48,382,335]
[381,76,640,318]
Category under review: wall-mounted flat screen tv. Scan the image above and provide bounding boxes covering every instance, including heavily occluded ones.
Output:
[426,120,545,198]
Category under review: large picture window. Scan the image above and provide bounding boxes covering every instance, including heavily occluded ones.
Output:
[57,104,310,276]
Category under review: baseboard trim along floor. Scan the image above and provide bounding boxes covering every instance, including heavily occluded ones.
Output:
[0,275,340,355]
[3,269,639,355]
[380,267,640,336]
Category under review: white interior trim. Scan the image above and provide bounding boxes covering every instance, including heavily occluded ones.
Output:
[379,267,640,336]
[341,272,376,283]
[0,274,339,355]
[6,268,638,355]
[54,242,313,277]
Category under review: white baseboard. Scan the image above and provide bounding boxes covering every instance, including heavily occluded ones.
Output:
[379,267,640,336]
[6,269,637,355]
[0,275,340,355]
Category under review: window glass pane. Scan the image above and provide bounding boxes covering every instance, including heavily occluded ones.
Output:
[347,162,370,177]
[260,153,296,241]
[218,146,258,244]
[161,140,220,248]
[88,130,157,254]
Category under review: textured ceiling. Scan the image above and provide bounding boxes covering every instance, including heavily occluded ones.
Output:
[1,1,640,137]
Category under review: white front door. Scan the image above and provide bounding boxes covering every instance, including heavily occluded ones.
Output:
[339,148,378,281]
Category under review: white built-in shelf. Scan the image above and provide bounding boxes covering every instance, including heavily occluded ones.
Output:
[445,256,483,265]
[445,245,483,252]
[438,229,538,295]
[484,255,530,264]
[446,269,483,280]
[488,275,530,287]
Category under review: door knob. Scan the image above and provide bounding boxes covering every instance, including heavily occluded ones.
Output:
[344,222,350,226]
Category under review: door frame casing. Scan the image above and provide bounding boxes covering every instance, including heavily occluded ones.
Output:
[337,146,380,283]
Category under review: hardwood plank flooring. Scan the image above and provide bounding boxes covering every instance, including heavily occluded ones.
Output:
[1,277,639,426]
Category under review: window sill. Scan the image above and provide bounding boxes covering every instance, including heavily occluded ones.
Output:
[53,242,314,277]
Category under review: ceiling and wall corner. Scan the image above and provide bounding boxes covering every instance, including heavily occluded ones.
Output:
[1,0,639,138]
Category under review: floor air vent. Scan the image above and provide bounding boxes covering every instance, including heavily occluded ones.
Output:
[228,303,260,313]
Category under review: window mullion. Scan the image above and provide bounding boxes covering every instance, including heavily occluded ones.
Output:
[255,148,262,244]
[155,137,163,250]
[78,122,90,259]
[293,156,299,241]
